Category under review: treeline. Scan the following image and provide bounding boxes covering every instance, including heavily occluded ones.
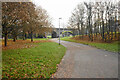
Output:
[2,2,53,46]
[68,1,120,42]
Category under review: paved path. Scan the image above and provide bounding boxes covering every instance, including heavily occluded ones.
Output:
[51,38,118,78]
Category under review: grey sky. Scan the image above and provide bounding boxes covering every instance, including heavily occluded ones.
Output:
[32,0,90,28]
[32,0,117,28]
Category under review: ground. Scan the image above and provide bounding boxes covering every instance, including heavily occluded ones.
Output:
[2,39,66,78]
[1,38,119,78]
[61,37,119,53]
[51,38,118,78]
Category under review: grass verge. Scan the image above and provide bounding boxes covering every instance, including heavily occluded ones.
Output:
[2,42,66,78]
[61,37,119,53]
[27,38,51,41]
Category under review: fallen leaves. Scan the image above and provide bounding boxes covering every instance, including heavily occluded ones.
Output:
[2,40,52,50]
[2,42,66,78]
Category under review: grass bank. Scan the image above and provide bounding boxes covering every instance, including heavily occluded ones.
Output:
[61,37,119,53]
[2,42,66,78]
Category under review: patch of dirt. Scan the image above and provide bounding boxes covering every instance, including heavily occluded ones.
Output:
[2,40,52,50]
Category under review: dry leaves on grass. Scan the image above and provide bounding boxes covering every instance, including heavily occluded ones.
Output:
[2,40,52,50]
[71,34,118,43]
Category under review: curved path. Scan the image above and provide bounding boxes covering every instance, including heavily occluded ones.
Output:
[51,38,118,78]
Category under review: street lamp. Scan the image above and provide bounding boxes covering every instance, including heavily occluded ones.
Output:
[63,23,65,37]
[59,18,62,45]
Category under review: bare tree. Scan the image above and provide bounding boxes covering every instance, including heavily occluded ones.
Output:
[36,6,53,38]
[68,3,85,38]
[84,2,93,41]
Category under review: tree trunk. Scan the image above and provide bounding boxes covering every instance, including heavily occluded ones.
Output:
[111,18,114,40]
[77,23,81,38]
[111,28,113,40]
[23,33,25,40]
[4,33,7,47]
[94,23,96,40]
[13,35,17,42]
[86,27,88,36]
[81,24,84,39]
[79,30,80,35]
[25,33,27,39]
[13,37,16,42]
[108,19,111,41]
[88,21,91,41]
[115,27,116,39]
[100,22,102,37]
[96,22,99,37]
[102,20,104,41]
[96,32,97,37]
[31,32,33,42]
[90,29,93,41]
[115,14,117,39]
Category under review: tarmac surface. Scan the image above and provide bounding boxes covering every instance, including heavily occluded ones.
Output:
[51,38,118,78]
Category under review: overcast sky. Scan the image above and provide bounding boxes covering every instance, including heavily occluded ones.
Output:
[32,0,116,28]
[32,0,91,28]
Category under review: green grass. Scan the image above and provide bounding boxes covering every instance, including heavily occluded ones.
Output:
[87,41,119,52]
[28,38,49,41]
[2,42,66,78]
[7,38,50,41]
[60,36,73,40]
[61,37,119,53]
[47,36,52,38]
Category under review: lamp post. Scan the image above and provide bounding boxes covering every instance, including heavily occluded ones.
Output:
[63,23,64,37]
[59,18,62,45]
